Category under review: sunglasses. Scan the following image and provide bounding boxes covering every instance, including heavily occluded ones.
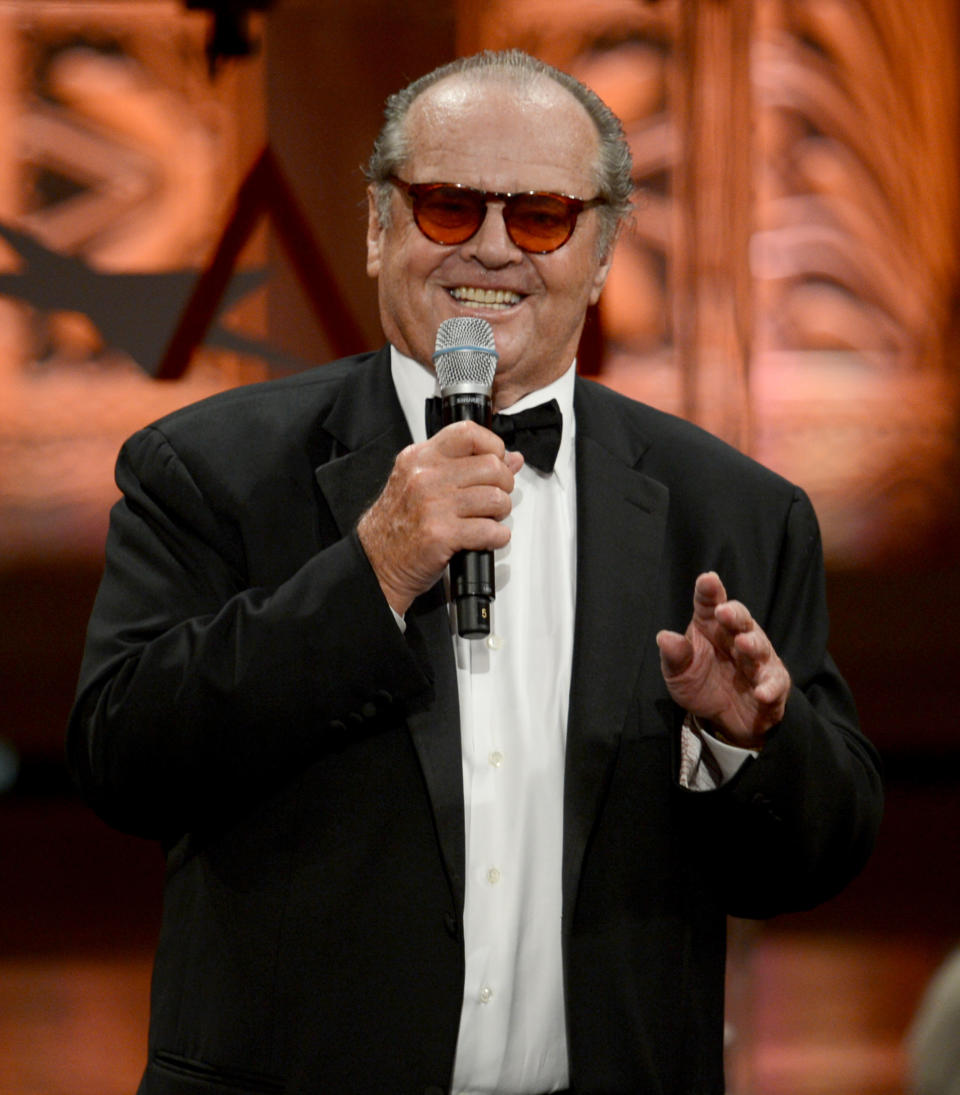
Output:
[388,176,607,254]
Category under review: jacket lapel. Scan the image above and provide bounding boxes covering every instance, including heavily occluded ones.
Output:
[562,379,670,929]
[310,358,670,925]
[313,347,412,529]
[313,348,466,916]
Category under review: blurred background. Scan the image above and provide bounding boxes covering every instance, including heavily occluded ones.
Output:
[1,0,958,1092]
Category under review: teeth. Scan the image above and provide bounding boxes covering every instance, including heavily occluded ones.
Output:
[450,287,521,307]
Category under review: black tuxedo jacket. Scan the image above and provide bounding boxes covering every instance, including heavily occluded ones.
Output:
[68,346,882,1095]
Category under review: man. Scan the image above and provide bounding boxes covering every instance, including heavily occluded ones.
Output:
[68,50,882,1095]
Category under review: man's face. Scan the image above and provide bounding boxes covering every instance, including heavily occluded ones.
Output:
[366,75,616,409]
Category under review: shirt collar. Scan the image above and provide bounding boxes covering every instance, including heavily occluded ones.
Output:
[389,345,577,488]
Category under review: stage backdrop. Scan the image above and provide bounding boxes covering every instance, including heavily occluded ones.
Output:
[0,0,957,575]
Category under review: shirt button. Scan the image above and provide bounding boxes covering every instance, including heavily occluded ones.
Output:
[486,867,501,885]
[488,750,504,768]
[479,985,493,1004]
[485,633,504,651]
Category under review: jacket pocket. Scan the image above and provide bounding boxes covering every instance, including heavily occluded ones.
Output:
[145,1050,285,1094]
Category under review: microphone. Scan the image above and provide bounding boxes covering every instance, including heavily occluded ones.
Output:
[431,317,498,638]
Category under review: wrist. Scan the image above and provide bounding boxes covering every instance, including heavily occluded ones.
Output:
[700,717,766,752]
[356,512,415,616]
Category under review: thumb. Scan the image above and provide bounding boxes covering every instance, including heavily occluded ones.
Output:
[656,629,693,678]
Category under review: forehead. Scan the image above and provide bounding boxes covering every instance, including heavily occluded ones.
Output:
[402,74,601,196]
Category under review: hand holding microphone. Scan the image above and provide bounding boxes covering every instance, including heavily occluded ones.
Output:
[356,318,522,625]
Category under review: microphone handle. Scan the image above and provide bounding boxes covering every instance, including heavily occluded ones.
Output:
[440,390,495,638]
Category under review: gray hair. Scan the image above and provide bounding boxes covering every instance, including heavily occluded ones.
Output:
[366,49,633,254]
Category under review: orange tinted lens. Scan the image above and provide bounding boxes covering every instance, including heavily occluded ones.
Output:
[505,193,578,252]
[413,185,485,244]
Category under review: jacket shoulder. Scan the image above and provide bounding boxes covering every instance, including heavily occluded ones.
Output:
[114,350,394,506]
[575,376,800,500]
[148,351,380,440]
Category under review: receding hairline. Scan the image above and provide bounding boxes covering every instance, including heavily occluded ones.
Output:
[401,68,602,169]
[410,65,593,111]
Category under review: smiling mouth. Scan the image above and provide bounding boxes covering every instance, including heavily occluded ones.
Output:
[449,286,523,309]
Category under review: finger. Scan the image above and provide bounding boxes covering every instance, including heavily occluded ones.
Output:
[454,483,514,521]
[399,450,514,504]
[753,668,790,707]
[728,640,760,688]
[431,419,507,459]
[753,672,779,703]
[504,450,525,475]
[714,598,755,636]
[447,451,520,494]
[457,515,514,552]
[733,630,790,707]
[750,672,790,719]
[722,623,774,692]
[732,625,770,664]
[691,571,727,621]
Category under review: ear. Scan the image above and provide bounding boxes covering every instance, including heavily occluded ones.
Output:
[587,228,620,307]
[366,186,384,278]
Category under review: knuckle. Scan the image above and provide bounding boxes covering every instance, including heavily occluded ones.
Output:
[452,419,483,446]
[395,441,421,469]
[421,514,447,546]
[484,484,509,513]
[407,462,429,487]
[479,451,503,476]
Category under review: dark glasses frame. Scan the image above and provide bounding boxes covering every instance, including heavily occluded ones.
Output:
[387,175,607,254]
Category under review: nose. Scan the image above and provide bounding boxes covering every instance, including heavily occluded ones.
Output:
[459,201,524,267]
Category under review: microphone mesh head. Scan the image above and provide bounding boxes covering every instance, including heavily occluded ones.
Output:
[434,317,498,390]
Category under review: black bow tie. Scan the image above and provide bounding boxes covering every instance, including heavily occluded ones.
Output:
[425,397,563,473]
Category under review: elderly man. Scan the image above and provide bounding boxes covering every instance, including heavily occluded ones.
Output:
[69,50,882,1095]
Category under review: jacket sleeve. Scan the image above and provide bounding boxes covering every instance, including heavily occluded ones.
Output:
[67,424,433,840]
[681,488,883,917]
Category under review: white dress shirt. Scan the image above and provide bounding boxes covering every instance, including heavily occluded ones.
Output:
[389,347,751,1094]
[392,348,574,1094]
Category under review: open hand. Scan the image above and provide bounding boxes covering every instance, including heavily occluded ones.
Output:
[656,571,790,748]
